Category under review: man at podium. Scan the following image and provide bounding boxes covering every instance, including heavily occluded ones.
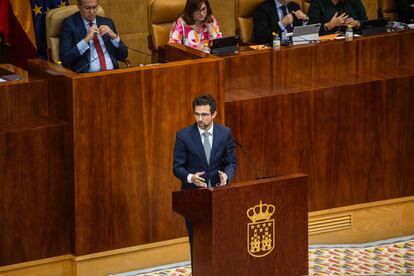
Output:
[172,94,237,260]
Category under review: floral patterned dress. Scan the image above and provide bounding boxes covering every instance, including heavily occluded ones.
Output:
[168,16,222,51]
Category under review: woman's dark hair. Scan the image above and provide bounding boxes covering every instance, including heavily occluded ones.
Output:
[182,0,213,25]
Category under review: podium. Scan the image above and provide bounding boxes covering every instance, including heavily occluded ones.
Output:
[172,174,308,276]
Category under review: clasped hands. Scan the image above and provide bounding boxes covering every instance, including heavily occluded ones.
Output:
[281,10,309,26]
[191,171,227,188]
[326,12,360,30]
[84,24,118,43]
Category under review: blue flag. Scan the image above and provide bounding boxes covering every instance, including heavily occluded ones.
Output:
[31,0,69,59]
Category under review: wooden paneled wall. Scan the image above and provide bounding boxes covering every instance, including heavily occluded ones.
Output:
[225,76,414,211]
[0,67,71,265]
[222,31,414,212]
[24,55,225,260]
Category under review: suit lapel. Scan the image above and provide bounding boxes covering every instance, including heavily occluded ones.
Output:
[210,125,222,166]
[74,12,87,44]
[74,13,90,61]
[269,0,280,26]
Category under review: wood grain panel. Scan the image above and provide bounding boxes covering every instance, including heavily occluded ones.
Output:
[0,65,71,265]
[70,59,225,255]
[309,196,414,244]
[173,174,308,276]
[0,126,71,265]
[223,30,414,95]
[0,80,49,121]
[225,76,414,211]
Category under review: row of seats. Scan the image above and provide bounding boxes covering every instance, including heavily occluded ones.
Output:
[147,0,398,51]
[46,0,398,64]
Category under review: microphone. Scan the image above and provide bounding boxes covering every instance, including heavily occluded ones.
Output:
[125,45,170,64]
[75,47,108,73]
[233,139,262,180]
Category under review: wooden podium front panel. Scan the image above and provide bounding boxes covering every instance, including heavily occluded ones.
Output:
[172,175,308,275]
[208,176,308,275]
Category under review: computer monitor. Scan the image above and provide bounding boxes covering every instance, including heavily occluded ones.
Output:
[210,36,239,55]
[360,18,388,36]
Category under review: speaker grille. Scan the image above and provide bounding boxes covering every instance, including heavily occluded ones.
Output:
[309,214,352,235]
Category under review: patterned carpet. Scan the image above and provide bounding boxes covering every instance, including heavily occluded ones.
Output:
[113,236,414,276]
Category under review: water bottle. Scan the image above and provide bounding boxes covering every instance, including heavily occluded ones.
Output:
[202,40,211,53]
[345,25,353,41]
[272,32,280,50]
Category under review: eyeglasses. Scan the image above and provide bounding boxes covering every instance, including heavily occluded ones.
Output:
[194,112,211,118]
[193,7,208,14]
[81,5,99,12]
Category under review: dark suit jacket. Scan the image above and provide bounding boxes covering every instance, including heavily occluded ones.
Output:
[59,12,128,73]
[173,123,237,190]
[308,0,367,35]
[253,0,304,45]
[395,0,414,23]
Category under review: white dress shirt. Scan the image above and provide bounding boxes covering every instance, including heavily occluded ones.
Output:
[76,18,121,72]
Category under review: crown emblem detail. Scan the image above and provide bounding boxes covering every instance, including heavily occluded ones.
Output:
[247,201,275,223]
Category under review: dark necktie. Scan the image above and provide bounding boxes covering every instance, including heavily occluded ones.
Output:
[88,21,107,71]
[281,5,294,33]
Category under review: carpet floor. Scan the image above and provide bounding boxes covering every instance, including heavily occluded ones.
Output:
[112,235,414,276]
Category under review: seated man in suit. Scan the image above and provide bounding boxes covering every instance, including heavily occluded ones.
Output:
[59,0,128,73]
[253,0,309,44]
[173,94,237,265]
[395,0,414,23]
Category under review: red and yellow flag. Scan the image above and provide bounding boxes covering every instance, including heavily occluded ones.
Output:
[0,0,37,68]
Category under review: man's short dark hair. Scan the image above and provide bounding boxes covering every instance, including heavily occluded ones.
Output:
[192,95,217,113]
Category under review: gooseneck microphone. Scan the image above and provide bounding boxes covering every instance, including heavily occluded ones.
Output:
[75,47,108,73]
[124,45,170,64]
[233,139,262,180]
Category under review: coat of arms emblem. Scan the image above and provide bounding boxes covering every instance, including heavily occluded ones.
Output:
[247,201,276,257]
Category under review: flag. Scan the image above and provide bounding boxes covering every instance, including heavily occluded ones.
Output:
[0,0,10,38]
[0,1,37,68]
[31,0,69,59]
